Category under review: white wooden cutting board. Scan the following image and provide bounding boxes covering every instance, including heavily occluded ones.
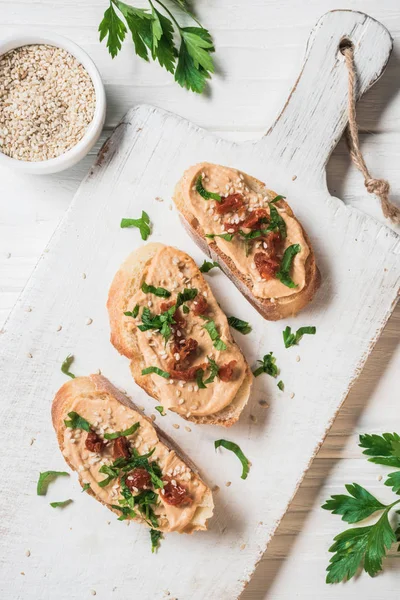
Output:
[0,10,399,600]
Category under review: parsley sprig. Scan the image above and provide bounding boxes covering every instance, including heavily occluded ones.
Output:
[99,0,215,93]
[121,211,151,240]
[322,432,400,583]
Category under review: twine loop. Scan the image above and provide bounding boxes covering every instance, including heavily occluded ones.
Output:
[343,46,400,224]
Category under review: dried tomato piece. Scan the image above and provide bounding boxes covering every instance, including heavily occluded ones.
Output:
[192,295,208,316]
[168,363,207,381]
[223,220,243,233]
[218,360,237,382]
[125,468,151,491]
[254,252,280,281]
[85,431,104,453]
[172,337,198,370]
[113,436,131,459]
[216,193,244,215]
[263,231,281,252]
[242,208,269,230]
[161,476,193,506]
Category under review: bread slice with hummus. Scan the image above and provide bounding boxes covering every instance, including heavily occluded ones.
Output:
[52,374,214,535]
[173,163,320,320]
[107,243,252,427]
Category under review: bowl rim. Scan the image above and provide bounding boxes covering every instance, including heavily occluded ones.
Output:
[0,31,106,173]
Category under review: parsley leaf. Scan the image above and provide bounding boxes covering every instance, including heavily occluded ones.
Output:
[121,211,151,240]
[385,471,400,495]
[196,368,206,389]
[150,528,163,553]
[359,433,400,468]
[82,483,91,493]
[175,27,215,93]
[142,366,170,378]
[104,422,140,440]
[98,464,120,488]
[205,232,234,242]
[282,325,316,348]
[50,499,73,509]
[277,380,284,391]
[270,195,286,204]
[125,304,139,318]
[182,304,189,314]
[150,6,177,73]
[195,174,221,202]
[227,316,252,335]
[141,281,171,298]
[276,244,301,288]
[253,352,278,378]
[155,405,165,416]
[37,471,69,496]
[322,483,387,524]
[268,205,287,239]
[64,411,91,432]
[99,3,127,58]
[214,439,250,480]
[199,259,220,273]
[196,356,219,388]
[116,2,152,61]
[61,354,76,379]
[202,318,227,351]
[138,304,176,341]
[176,288,198,307]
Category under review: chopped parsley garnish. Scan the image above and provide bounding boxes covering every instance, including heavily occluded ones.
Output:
[196,368,206,389]
[196,174,221,201]
[227,316,252,335]
[104,422,140,440]
[202,318,227,351]
[283,325,316,348]
[37,471,69,496]
[155,406,166,416]
[61,354,76,379]
[141,366,170,378]
[50,499,73,508]
[64,411,91,432]
[268,205,287,239]
[98,464,120,488]
[141,281,171,298]
[196,356,219,388]
[205,232,234,242]
[82,483,91,493]
[150,528,163,553]
[182,304,190,314]
[214,439,250,480]
[176,288,198,307]
[276,244,301,288]
[277,380,284,391]
[253,352,278,378]
[120,211,151,240]
[199,259,220,273]
[139,305,176,341]
[124,304,139,318]
[270,195,286,204]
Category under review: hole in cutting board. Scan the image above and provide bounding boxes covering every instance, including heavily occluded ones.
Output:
[339,37,354,54]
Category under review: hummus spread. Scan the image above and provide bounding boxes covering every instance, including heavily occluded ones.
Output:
[180,163,310,299]
[126,246,248,418]
[62,392,208,532]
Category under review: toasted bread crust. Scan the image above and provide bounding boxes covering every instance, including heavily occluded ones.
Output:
[52,374,214,533]
[107,244,253,427]
[174,165,321,320]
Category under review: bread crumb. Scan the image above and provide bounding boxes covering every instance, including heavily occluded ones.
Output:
[150,415,156,421]
[225,481,231,487]
[56,325,62,332]
[296,355,300,362]
[26,306,32,312]
[91,591,96,596]
[250,414,257,423]
[172,424,180,429]
[240,543,246,550]
[259,400,269,408]
[27,352,32,358]
[30,437,35,446]
[20,572,25,576]
[25,550,30,557]
[292,175,297,181]
[86,318,93,326]
[184,426,191,432]
[290,392,295,399]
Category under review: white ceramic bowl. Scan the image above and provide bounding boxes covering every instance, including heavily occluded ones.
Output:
[0,32,106,174]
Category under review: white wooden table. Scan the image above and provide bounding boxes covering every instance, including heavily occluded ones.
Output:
[1,1,399,598]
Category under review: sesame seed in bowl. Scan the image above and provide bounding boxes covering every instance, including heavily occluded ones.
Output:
[0,33,106,174]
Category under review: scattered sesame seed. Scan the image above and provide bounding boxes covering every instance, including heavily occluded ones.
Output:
[296,355,300,362]
[377,474,383,481]
[27,352,32,358]
[85,318,93,326]
[150,415,156,421]
[259,400,269,408]
[25,550,31,557]
[184,426,191,432]
[30,437,35,445]
[212,485,220,492]
[172,424,180,429]
[56,325,62,332]
[250,414,257,423]
[26,307,32,312]
[178,399,185,405]
[292,175,297,181]
[240,543,246,550]
[6,252,11,258]
[91,590,97,596]
[290,392,295,399]
[82,273,86,279]
[155,196,164,202]
[226,481,231,487]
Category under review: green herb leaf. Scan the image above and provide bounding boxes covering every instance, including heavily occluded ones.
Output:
[204,356,219,384]
[322,483,388,524]
[124,304,139,318]
[111,504,137,521]
[98,464,120,488]
[195,175,221,202]
[282,325,316,348]
[150,528,163,553]
[64,411,91,432]
[182,304,189,314]
[104,422,140,440]
[270,195,286,204]
[205,232,234,242]
[121,211,151,240]
[359,433,400,468]
[142,366,170,378]
[175,27,215,94]
[276,244,301,288]
[61,354,76,379]
[227,316,252,335]
[150,6,177,73]
[155,406,165,416]
[214,439,250,480]
[99,3,127,58]
[277,380,284,391]
[138,304,177,342]
[326,510,398,583]
[385,471,400,495]
[199,259,220,273]
[202,318,227,351]
[115,2,152,61]
[268,205,287,239]
[82,483,91,493]
[141,281,171,298]
[37,471,69,496]
[196,368,206,389]
[253,352,278,378]
[50,499,73,508]
[176,288,198,307]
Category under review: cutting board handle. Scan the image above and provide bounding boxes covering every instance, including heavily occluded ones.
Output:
[262,10,393,189]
